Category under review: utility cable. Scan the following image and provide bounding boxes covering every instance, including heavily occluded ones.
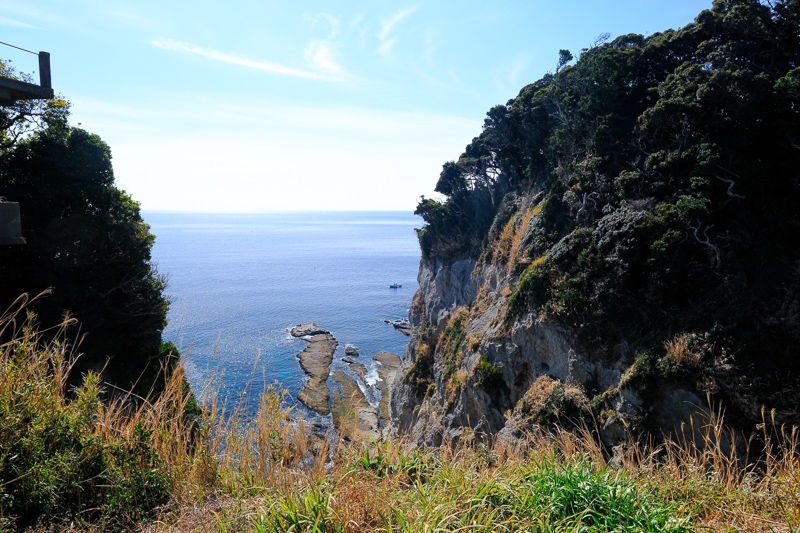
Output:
[0,41,38,55]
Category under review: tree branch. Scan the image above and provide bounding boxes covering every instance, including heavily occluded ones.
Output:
[714,175,745,199]
[691,220,722,270]
[576,192,598,216]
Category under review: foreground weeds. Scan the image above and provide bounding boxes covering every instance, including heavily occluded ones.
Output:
[1,297,798,532]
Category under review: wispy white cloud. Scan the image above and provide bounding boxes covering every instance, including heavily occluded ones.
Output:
[378,7,416,41]
[422,29,439,66]
[151,39,339,80]
[377,37,397,58]
[305,40,343,75]
[303,12,339,39]
[350,13,364,29]
[0,15,38,29]
[300,13,344,76]
[377,6,417,57]
[509,55,529,87]
[351,13,370,47]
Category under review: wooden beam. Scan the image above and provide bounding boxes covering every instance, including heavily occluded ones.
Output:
[0,75,54,105]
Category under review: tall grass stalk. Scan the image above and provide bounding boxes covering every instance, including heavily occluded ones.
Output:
[1,297,798,531]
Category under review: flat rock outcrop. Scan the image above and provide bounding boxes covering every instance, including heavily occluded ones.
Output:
[292,324,337,415]
[331,370,380,443]
[385,318,412,336]
[373,352,401,425]
[291,323,330,337]
[291,325,404,444]
[374,351,401,370]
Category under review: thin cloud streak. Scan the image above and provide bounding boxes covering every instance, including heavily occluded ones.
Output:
[377,6,417,57]
[0,15,38,29]
[151,39,340,80]
[305,40,344,75]
[379,7,416,40]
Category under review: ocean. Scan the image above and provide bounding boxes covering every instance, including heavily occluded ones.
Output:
[145,211,421,419]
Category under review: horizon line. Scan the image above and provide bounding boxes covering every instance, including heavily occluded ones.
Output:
[141,208,421,215]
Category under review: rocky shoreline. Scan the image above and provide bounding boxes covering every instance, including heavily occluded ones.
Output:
[384,318,412,336]
[291,324,338,415]
[290,323,402,444]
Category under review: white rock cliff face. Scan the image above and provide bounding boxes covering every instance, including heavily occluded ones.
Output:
[387,257,713,449]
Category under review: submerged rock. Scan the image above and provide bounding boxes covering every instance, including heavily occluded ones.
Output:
[347,361,368,380]
[345,345,359,357]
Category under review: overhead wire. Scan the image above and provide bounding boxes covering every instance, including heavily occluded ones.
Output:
[0,41,38,55]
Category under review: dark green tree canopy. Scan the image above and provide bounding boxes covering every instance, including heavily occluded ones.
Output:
[416,0,800,428]
[0,63,169,391]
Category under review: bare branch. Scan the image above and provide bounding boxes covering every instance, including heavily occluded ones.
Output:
[714,175,745,199]
[691,220,722,270]
[576,192,598,216]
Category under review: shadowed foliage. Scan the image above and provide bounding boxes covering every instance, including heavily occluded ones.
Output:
[416,0,800,431]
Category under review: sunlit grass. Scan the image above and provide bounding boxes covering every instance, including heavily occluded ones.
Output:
[1,295,798,532]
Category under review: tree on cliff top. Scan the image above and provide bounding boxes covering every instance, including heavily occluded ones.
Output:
[414,0,800,429]
[0,59,170,392]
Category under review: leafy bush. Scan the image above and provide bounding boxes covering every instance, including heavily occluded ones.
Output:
[0,312,169,528]
[473,355,506,395]
[0,62,171,396]
[438,307,469,384]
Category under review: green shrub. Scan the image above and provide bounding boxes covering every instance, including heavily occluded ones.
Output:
[517,459,692,532]
[506,262,551,320]
[0,314,170,529]
[439,308,469,383]
[473,355,506,395]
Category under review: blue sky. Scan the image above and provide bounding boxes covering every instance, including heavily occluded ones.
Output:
[2,0,711,212]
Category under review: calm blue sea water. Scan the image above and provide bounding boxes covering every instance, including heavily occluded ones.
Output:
[145,211,421,418]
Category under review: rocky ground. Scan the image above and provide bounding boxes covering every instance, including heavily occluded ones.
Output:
[291,324,337,415]
[290,323,402,444]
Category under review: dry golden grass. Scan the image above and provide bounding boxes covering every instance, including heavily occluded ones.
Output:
[135,408,800,533]
[466,332,482,352]
[487,204,540,270]
[664,333,702,368]
[4,295,799,532]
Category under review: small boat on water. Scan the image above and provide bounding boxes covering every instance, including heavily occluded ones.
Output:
[389,283,402,289]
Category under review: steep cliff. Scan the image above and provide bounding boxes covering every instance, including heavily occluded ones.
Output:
[388,0,800,447]
[388,219,715,448]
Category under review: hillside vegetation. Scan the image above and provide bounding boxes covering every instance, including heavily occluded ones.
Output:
[0,307,798,531]
[414,0,800,433]
[1,0,800,530]
[0,59,172,395]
